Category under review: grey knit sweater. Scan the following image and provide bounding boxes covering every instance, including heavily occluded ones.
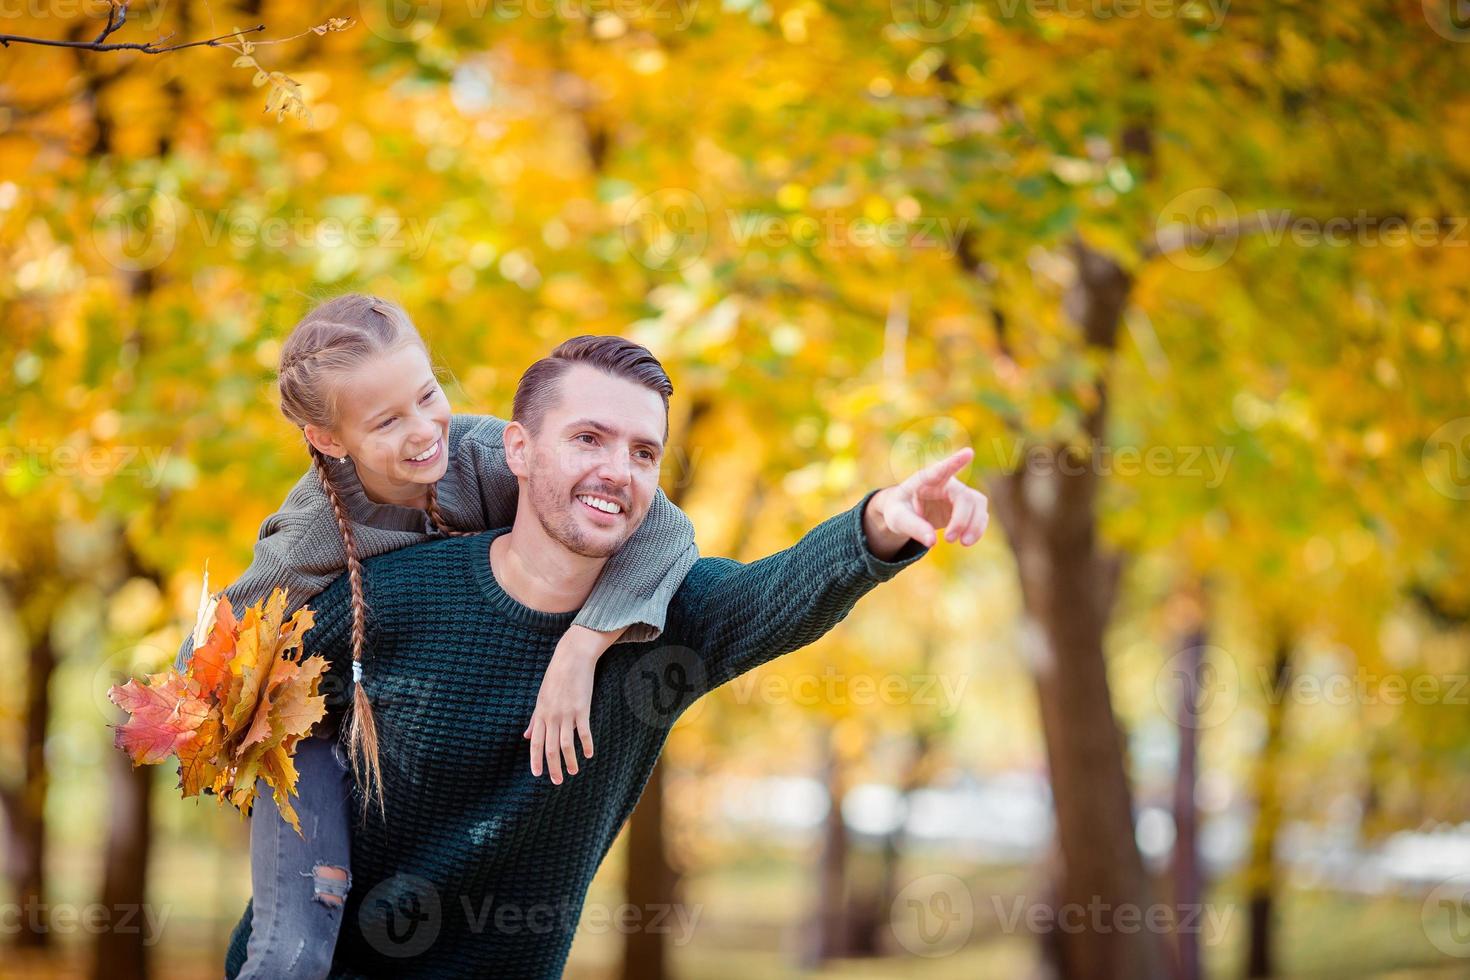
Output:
[174,412,697,672]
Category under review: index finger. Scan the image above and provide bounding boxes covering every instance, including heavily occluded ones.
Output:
[910,447,974,490]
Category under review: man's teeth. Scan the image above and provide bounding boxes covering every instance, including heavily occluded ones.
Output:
[409,441,439,462]
[577,494,622,514]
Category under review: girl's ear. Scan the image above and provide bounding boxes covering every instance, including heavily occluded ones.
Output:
[503,421,529,478]
[304,423,348,460]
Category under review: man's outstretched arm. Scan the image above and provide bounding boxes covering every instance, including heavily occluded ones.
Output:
[672,450,987,695]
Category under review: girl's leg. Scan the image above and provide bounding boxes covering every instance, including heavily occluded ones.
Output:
[236,731,354,980]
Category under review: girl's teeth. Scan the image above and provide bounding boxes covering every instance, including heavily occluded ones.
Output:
[410,441,438,462]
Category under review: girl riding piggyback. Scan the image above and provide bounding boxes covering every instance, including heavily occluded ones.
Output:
[175,293,696,979]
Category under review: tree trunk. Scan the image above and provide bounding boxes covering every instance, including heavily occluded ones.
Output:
[619,398,710,980]
[3,628,57,948]
[91,752,153,980]
[620,758,677,980]
[1170,599,1208,980]
[803,731,854,966]
[1245,634,1292,979]
[988,241,1166,980]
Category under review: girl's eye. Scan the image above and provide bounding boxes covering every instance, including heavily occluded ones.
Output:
[635,450,654,461]
[420,389,436,404]
[377,417,396,430]
[577,433,597,445]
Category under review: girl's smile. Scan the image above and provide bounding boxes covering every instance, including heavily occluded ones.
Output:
[304,344,453,506]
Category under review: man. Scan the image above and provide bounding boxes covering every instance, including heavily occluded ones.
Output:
[223,336,988,978]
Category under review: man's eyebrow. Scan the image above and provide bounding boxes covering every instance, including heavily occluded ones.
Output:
[565,418,663,450]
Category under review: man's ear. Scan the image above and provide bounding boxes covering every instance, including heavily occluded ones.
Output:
[503,420,530,478]
[303,423,348,460]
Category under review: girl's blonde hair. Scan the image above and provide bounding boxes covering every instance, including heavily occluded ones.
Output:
[277,293,467,819]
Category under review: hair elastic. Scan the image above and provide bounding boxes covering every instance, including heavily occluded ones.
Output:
[352,661,363,684]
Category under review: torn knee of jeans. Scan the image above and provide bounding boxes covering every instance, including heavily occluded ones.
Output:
[310,864,351,907]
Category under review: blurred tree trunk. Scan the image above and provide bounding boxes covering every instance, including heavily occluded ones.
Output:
[1246,633,1292,979]
[988,241,1166,980]
[1,586,58,949]
[92,544,166,980]
[1169,587,1209,980]
[803,731,855,965]
[620,397,710,980]
[92,750,154,980]
[851,637,942,957]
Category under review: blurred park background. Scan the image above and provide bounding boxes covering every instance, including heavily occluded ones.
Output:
[2,1,1470,978]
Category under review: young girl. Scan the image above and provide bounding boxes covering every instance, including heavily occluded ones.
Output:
[173,293,697,979]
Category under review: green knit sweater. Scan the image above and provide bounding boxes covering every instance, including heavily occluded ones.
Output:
[222,491,926,979]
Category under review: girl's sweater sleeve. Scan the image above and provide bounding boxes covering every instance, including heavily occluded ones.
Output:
[171,471,344,672]
[455,413,699,643]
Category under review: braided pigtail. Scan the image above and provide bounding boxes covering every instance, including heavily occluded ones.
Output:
[310,447,387,822]
[425,482,472,538]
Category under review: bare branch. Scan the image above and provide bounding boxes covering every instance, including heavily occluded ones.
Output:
[0,23,265,54]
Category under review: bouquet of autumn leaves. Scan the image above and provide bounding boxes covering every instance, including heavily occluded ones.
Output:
[107,574,330,836]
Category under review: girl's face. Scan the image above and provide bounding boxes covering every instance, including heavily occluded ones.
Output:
[306,344,452,501]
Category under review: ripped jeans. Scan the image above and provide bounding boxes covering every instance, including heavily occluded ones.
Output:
[235,730,354,979]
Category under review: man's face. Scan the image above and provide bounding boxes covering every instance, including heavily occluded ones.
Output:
[518,364,666,558]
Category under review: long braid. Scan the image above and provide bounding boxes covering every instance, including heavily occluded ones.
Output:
[311,446,387,822]
[424,482,472,538]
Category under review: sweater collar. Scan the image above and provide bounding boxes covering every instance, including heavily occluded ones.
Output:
[328,453,469,535]
[471,528,582,634]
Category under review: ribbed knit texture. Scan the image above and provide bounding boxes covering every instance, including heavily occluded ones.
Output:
[221,491,925,979]
[175,413,697,678]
